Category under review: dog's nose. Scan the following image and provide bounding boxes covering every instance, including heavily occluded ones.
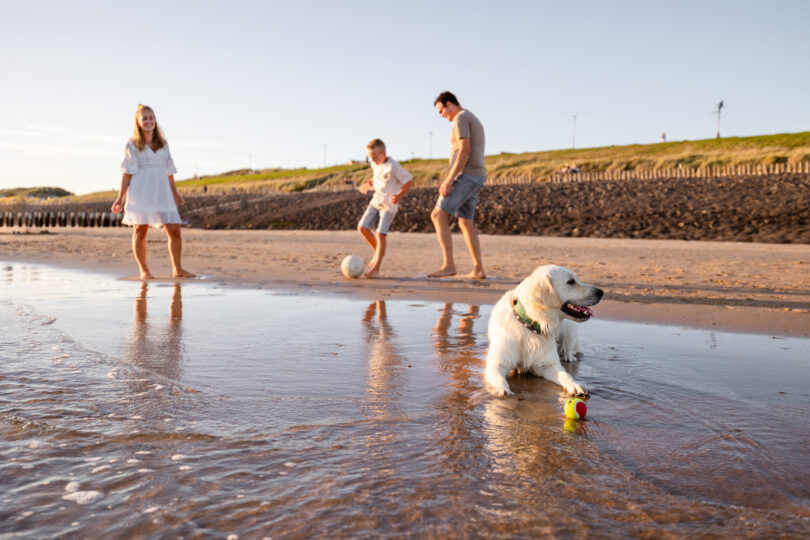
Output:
[595,288,604,299]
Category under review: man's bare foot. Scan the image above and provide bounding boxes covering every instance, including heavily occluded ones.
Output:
[428,266,457,278]
[173,269,196,278]
[464,270,487,279]
[140,269,154,280]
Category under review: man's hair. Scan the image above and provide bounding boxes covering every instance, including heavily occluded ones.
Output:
[434,91,460,107]
[366,138,385,151]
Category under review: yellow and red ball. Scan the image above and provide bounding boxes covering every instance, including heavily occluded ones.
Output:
[564,397,587,419]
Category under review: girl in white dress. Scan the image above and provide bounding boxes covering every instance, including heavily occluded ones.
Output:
[111,104,194,280]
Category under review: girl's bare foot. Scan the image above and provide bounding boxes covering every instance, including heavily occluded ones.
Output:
[464,269,487,279]
[140,269,154,280]
[428,266,456,278]
[173,268,196,278]
[363,267,380,278]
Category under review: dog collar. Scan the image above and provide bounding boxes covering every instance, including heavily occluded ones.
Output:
[511,298,545,335]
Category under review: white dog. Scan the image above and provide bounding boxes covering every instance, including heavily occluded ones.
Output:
[484,265,603,397]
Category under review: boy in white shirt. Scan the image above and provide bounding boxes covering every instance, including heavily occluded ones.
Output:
[357,138,412,278]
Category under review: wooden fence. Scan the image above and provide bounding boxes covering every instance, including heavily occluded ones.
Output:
[307,161,810,192]
[546,160,810,184]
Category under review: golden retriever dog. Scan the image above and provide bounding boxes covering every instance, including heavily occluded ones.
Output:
[484,265,603,397]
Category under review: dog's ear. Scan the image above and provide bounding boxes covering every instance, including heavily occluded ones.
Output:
[529,272,560,311]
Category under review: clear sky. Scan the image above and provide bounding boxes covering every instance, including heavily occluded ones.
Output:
[1,0,808,195]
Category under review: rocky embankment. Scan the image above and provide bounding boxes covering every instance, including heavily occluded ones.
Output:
[3,174,808,243]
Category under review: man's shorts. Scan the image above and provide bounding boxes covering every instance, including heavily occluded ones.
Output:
[359,204,397,234]
[435,173,486,220]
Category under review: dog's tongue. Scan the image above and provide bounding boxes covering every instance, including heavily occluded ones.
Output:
[566,303,594,318]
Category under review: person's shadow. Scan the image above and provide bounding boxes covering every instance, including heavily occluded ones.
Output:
[128,282,185,381]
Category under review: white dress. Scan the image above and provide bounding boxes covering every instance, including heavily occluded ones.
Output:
[120,138,182,226]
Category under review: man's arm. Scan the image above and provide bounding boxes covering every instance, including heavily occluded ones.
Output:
[440,138,470,196]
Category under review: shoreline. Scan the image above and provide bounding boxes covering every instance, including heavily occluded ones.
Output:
[2,228,809,337]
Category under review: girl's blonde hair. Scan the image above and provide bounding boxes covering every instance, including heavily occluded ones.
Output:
[132,104,167,151]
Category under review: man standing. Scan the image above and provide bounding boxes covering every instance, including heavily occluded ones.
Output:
[429,91,487,279]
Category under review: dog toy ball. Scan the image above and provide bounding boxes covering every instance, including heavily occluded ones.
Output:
[564,397,587,419]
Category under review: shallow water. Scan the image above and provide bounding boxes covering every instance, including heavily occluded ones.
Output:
[1,263,809,538]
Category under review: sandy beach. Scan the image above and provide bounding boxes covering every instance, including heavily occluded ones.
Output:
[2,228,808,337]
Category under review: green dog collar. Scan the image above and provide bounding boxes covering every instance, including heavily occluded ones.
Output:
[511,298,545,335]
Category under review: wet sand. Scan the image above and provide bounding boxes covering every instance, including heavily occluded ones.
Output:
[1,228,809,336]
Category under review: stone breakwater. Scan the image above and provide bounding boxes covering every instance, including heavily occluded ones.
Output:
[2,174,808,243]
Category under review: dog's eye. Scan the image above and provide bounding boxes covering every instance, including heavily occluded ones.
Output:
[567,278,575,285]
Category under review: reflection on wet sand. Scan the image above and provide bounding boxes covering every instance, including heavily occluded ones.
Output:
[432,303,482,393]
[430,303,493,489]
[361,301,404,418]
[128,282,185,381]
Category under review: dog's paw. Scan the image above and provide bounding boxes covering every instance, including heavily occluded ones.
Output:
[490,386,515,398]
[560,351,579,363]
[565,381,588,396]
[496,388,515,398]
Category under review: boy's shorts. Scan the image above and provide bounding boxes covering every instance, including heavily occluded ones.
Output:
[435,173,486,220]
[359,204,397,234]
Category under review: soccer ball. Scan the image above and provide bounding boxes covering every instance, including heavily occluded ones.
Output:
[341,255,365,278]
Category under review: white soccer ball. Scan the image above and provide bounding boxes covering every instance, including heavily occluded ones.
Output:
[341,255,365,278]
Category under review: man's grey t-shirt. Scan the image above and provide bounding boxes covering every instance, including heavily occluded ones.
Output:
[450,109,486,177]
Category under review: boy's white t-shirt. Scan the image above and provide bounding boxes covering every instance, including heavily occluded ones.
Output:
[370,157,412,211]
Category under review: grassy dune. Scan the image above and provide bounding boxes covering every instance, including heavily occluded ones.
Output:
[176,131,810,194]
[3,132,809,202]
[0,187,72,199]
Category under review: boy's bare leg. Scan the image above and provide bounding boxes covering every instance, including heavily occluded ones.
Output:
[132,225,153,280]
[358,225,377,251]
[458,218,486,279]
[363,232,386,278]
[428,207,457,277]
[164,224,195,278]
[358,225,379,269]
